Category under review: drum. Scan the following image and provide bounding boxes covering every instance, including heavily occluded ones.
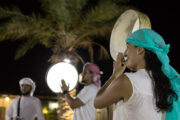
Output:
[110,9,151,61]
[46,62,78,93]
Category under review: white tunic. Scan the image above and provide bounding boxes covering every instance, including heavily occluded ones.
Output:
[6,96,45,120]
[73,84,99,120]
[113,69,163,120]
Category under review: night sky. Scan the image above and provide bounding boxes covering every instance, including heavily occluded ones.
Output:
[0,0,180,96]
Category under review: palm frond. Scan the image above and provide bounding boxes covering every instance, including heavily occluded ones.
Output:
[88,45,94,62]
[72,39,93,49]
[68,23,113,49]
[92,42,110,60]
[69,5,131,48]
[51,38,65,54]
[0,0,135,62]
[40,0,70,25]
[0,7,29,41]
[73,40,110,61]
[0,7,23,19]
[79,3,119,32]
[67,0,88,14]
[0,7,60,45]
[98,0,131,5]
[15,39,39,60]
[64,0,89,31]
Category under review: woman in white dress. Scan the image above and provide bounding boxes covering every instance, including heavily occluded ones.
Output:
[94,29,180,120]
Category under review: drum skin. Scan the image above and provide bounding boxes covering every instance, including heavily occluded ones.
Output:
[110,9,151,61]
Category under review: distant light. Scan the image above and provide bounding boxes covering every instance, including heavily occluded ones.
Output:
[42,107,48,114]
[63,59,71,63]
[5,97,10,101]
[46,62,78,93]
[49,102,59,110]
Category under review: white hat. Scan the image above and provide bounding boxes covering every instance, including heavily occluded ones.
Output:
[19,77,36,96]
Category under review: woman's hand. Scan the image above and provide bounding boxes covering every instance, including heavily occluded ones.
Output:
[113,52,126,78]
[61,79,69,92]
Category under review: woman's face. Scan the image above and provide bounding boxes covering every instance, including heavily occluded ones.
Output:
[124,43,141,71]
[82,68,94,85]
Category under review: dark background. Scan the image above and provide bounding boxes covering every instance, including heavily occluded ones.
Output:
[0,0,179,96]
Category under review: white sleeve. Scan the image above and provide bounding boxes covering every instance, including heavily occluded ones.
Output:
[5,100,15,120]
[77,86,96,103]
[34,98,45,120]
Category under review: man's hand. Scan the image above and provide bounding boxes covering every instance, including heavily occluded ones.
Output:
[61,79,69,92]
[57,92,64,97]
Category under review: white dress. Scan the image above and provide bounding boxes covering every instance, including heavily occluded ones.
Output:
[6,96,45,120]
[113,69,163,120]
[73,84,99,120]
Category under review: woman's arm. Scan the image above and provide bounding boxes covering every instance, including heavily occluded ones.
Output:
[97,53,126,96]
[94,74,132,108]
[96,74,116,96]
[94,53,132,108]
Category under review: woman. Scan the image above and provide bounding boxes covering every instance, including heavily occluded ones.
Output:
[94,29,180,120]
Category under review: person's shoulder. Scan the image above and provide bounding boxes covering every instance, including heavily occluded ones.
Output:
[86,84,99,91]
[11,97,17,102]
[124,70,142,80]
[124,71,136,76]
[14,97,21,100]
[14,96,21,101]
[10,97,21,104]
[30,96,41,102]
[116,74,130,85]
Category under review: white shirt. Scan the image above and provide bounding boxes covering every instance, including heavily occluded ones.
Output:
[113,69,163,120]
[73,84,99,120]
[6,96,45,120]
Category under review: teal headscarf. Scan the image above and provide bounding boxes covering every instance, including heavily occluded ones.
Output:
[126,28,180,120]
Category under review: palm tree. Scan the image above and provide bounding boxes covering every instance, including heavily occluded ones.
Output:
[0,0,131,64]
[0,0,133,119]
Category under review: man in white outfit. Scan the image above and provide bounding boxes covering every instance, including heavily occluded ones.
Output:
[6,77,45,120]
[60,62,102,120]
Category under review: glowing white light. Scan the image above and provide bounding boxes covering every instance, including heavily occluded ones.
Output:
[49,102,59,110]
[63,59,71,63]
[5,97,10,101]
[46,62,78,93]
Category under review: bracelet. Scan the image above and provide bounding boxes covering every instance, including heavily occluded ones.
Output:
[63,90,69,95]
